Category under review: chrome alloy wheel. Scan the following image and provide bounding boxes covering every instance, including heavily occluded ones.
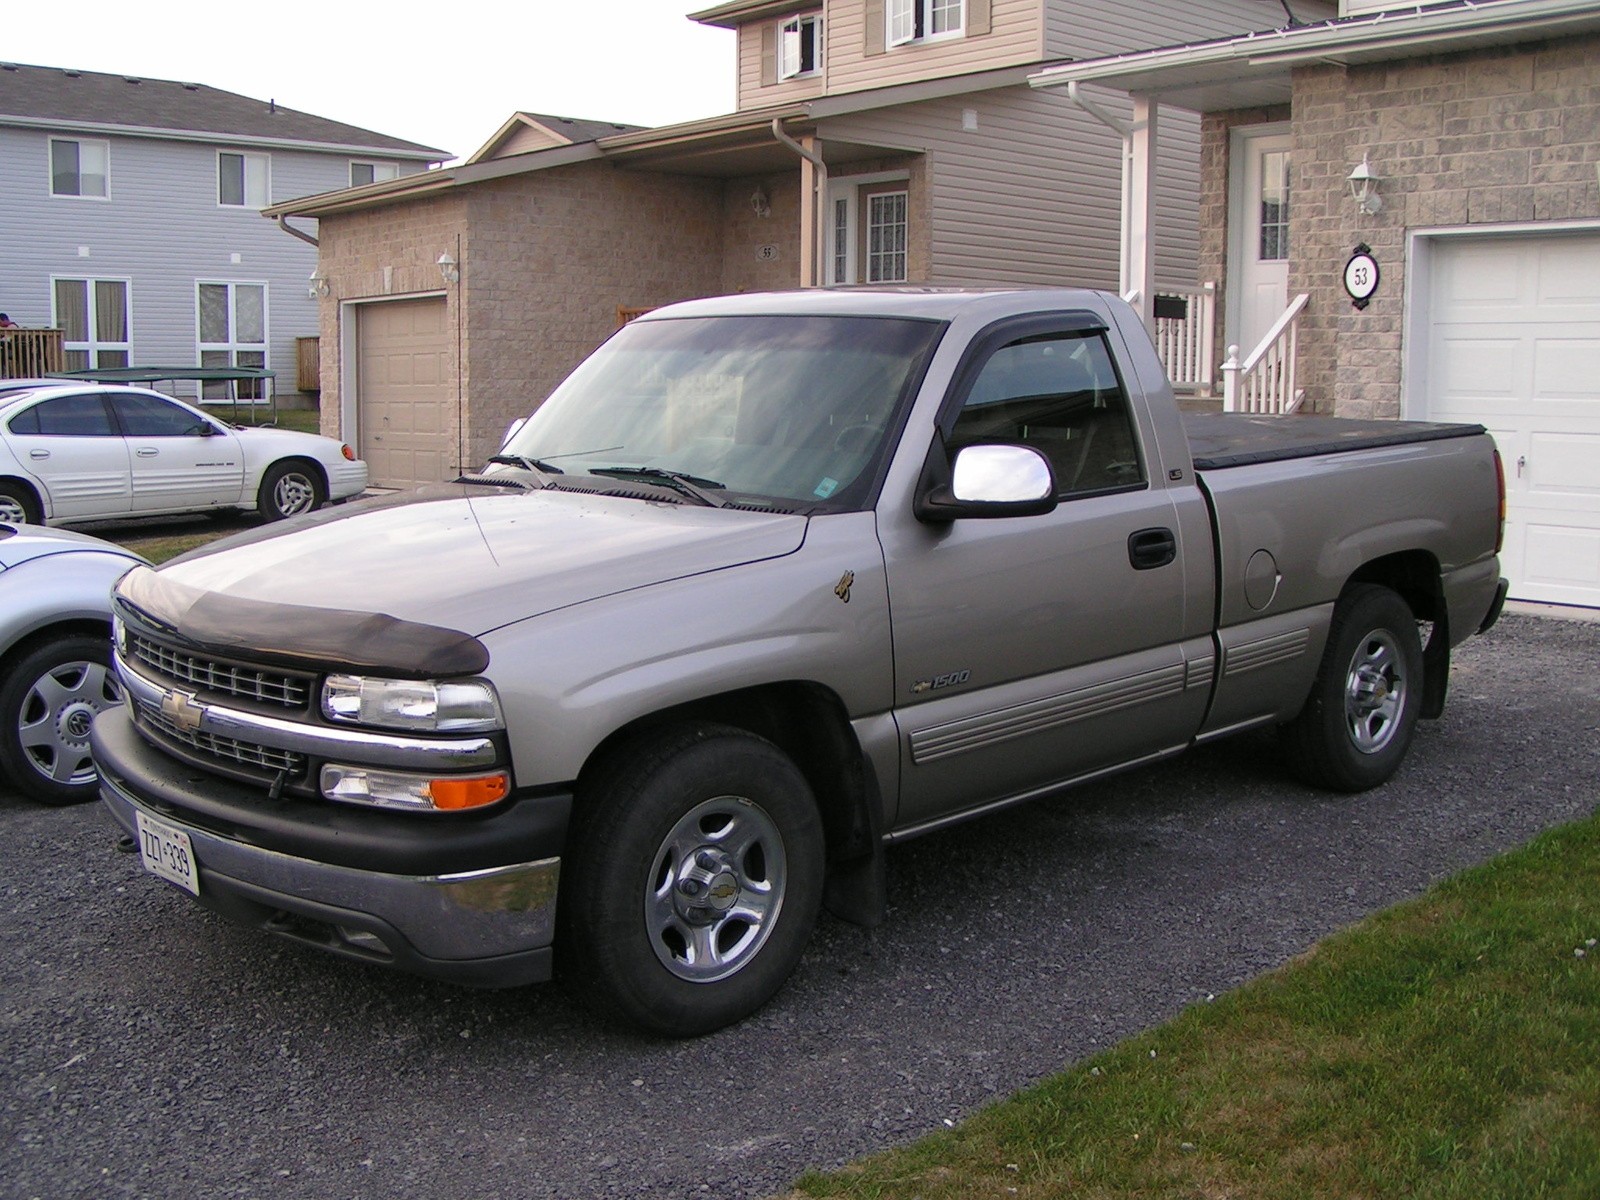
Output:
[18,659,121,786]
[272,470,317,517]
[1344,628,1407,754]
[645,795,788,984]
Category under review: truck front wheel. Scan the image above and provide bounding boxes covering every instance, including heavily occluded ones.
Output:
[558,724,825,1037]
[1282,583,1423,792]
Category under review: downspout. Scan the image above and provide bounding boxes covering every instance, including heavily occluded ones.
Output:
[771,119,828,287]
[1064,82,1132,302]
[275,214,320,247]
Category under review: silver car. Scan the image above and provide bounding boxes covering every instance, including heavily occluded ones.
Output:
[0,522,144,804]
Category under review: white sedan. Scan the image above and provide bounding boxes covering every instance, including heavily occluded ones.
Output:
[0,384,367,525]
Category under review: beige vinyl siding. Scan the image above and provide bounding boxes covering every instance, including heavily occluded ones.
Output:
[820,86,1202,290]
[738,17,828,107]
[493,123,574,158]
[826,0,1043,97]
[1044,0,1336,59]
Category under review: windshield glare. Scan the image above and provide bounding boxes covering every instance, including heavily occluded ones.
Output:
[499,315,944,508]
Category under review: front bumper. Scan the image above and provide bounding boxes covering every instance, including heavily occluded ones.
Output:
[93,708,567,987]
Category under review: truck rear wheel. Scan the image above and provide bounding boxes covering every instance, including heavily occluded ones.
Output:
[558,723,824,1037]
[1282,584,1423,793]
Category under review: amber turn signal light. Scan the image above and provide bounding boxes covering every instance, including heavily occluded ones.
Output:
[428,774,511,810]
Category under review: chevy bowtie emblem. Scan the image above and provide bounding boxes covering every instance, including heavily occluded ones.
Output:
[160,689,206,733]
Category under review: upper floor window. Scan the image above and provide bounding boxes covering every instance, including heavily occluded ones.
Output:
[888,0,962,46]
[50,138,109,198]
[218,151,270,208]
[351,160,400,187]
[779,13,822,79]
[53,278,130,371]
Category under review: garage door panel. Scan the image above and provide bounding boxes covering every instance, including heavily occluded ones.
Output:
[1426,232,1600,608]
[357,298,452,490]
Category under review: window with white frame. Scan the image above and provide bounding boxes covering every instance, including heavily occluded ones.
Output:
[49,138,109,198]
[53,278,129,370]
[888,0,963,45]
[218,151,270,208]
[350,160,401,187]
[826,177,911,285]
[779,13,822,79]
[198,282,268,399]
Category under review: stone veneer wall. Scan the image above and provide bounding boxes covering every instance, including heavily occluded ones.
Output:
[1201,34,1600,417]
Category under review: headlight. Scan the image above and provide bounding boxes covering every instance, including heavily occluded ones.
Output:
[321,674,503,733]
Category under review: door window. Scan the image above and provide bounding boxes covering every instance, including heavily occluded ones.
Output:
[110,392,214,437]
[9,393,117,436]
[53,278,130,371]
[198,282,268,399]
[951,333,1143,496]
[1259,149,1290,262]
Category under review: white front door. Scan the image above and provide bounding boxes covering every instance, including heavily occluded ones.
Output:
[1418,232,1600,608]
[1229,129,1292,357]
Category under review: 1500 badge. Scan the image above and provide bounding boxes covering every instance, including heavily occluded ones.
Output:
[911,670,971,695]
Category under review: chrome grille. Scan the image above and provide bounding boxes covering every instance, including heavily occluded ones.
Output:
[142,703,304,775]
[129,632,312,710]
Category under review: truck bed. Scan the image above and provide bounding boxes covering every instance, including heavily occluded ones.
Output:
[1184,414,1487,471]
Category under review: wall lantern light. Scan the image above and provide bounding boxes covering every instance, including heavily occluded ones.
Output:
[750,185,772,218]
[1348,153,1382,216]
[438,252,460,284]
[308,270,330,299]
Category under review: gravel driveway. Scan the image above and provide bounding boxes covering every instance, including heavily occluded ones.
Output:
[4,611,1597,1200]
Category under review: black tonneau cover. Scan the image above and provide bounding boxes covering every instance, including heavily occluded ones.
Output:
[1184,414,1486,472]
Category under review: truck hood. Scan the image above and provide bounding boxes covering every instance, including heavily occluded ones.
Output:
[152,485,808,639]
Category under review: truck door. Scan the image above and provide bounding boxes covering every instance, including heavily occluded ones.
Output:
[880,319,1211,831]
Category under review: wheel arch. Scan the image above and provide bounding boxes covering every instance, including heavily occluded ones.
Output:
[0,474,47,522]
[270,455,330,492]
[1344,550,1450,719]
[1,618,114,679]
[577,680,888,925]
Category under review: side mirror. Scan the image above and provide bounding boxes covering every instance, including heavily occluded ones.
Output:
[915,442,1057,522]
[501,418,527,448]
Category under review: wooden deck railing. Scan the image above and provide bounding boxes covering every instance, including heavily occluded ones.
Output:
[0,328,65,378]
[1152,283,1216,396]
[1222,294,1310,415]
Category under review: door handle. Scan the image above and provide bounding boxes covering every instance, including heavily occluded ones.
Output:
[29,449,49,459]
[1517,455,1526,478]
[1128,527,1177,570]
[136,447,158,457]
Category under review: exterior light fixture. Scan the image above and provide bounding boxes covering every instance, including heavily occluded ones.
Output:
[750,186,771,218]
[437,252,460,283]
[307,270,330,299]
[1348,153,1382,216]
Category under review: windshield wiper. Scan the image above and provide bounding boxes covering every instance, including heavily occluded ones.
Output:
[488,452,564,477]
[587,466,728,508]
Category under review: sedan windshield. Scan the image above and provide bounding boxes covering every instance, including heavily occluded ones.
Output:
[498,315,944,510]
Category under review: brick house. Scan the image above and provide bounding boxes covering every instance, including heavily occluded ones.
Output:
[264,0,1333,492]
[1030,0,1600,608]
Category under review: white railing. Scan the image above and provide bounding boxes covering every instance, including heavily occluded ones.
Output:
[1122,283,1217,395]
[1222,293,1309,414]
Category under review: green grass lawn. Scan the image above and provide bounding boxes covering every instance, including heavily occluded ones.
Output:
[791,812,1600,1200]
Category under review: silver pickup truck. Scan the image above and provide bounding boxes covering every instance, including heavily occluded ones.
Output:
[93,289,1508,1036]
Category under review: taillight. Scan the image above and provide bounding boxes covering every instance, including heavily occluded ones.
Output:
[1492,448,1506,554]
[341,443,357,462]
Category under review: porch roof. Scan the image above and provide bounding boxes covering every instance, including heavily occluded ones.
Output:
[1026,0,1600,111]
[266,60,1056,219]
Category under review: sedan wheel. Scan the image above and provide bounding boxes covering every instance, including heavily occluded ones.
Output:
[0,635,121,806]
[258,461,325,521]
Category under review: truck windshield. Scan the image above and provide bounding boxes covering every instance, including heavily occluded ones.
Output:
[498,314,944,510]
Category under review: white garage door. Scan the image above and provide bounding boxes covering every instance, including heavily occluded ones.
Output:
[357,298,453,489]
[1424,233,1600,608]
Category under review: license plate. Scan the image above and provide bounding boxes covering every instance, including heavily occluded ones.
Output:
[136,811,199,897]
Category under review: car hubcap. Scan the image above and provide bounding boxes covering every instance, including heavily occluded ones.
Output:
[0,496,29,524]
[645,795,787,984]
[1345,629,1406,755]
[274,474,315,516]
[18,660,121,785]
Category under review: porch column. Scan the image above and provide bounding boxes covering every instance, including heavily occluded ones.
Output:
[798,141,819,287]
[1126,94,1158,335]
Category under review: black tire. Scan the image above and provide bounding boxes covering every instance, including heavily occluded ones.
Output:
[0,479,43,525]
[558,723,825,1037]
[1281,584,1424,793]
[257,459,325,521]
[0,633,121,806]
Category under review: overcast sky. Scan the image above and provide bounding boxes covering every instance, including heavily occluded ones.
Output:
[3,1,738,162]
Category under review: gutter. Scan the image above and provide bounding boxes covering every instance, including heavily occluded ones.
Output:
[275,215,320,248]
